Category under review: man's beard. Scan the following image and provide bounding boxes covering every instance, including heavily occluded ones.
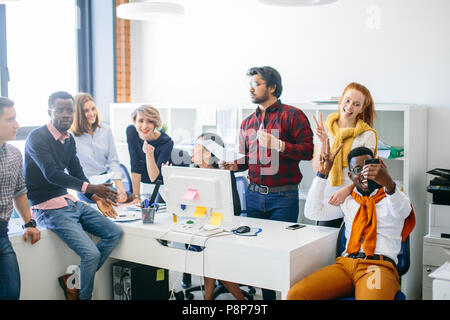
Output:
[54,120,72,133]
[251,92,270,105]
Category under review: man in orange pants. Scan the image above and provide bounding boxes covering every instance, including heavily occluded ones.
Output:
[287,144,415,300]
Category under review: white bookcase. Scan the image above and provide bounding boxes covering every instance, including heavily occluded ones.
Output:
[110,102,427,300]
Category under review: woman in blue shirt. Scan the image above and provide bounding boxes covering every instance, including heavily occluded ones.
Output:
[126,105,173,202]
[71,93,128,203]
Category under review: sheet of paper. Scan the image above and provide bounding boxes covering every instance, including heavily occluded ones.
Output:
[210,212,223,226]
[88,172,114,185]
[199,139,245,162]
[429,261,450,281]
[193,206,207,217]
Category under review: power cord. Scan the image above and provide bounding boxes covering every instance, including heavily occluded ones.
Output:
[201,231,234,300]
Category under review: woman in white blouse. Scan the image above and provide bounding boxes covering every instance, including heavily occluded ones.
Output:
[71,93,128,203]
[311,83,378,215]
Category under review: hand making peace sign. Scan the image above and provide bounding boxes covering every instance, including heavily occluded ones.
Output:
[319,137,343,176]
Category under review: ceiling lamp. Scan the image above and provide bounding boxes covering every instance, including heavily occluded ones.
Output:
[116,1,185,20]
[259,0,337,6]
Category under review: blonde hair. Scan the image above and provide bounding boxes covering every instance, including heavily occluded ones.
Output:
[131,105,162,128]
[71,92,101,136]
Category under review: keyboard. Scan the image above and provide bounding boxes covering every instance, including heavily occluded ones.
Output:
[170,223,224,237]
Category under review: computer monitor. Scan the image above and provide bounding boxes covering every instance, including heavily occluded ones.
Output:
[162,166,235,230]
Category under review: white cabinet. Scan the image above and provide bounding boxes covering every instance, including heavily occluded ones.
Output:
[423,235,450,299]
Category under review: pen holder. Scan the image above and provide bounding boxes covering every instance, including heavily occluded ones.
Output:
[142,207,156,224]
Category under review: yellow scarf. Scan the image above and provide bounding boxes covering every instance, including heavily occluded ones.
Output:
[325,113,378,186]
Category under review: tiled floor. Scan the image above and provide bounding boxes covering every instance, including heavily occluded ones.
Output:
[168,270,264,300]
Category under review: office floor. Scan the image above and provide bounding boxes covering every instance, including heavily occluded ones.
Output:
[168,270,264,300]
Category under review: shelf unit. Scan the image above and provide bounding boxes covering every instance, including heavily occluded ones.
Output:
[110,102,427,299]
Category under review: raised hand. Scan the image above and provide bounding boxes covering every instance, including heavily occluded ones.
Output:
[319,138,343,176]
[313,113,328,144]
[258,130,282,150]
[362,159,396,194]
[142,141,155,156]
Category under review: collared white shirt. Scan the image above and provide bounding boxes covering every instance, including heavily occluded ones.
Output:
[305,176,412,264]
[71,125,122,180]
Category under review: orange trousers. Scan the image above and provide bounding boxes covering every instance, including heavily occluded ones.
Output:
[287,257,399,300]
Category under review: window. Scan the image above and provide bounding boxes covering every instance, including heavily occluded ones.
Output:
[4,0,78,127]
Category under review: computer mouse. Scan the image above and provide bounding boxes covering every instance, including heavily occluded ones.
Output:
[235,226,251,234]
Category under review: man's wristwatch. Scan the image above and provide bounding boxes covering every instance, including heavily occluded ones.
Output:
[316,172,328,179]
[22,218,37,229]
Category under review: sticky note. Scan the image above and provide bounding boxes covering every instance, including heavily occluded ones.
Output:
[183,189,198,201]
[193,206,207,217]
[156,269,165,281]
[210,212,223,226]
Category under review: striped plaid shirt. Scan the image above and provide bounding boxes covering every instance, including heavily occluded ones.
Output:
[0,143,27,222]
[238,100,313,187]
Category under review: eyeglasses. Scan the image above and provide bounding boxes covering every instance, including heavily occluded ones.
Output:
[250,81,266,90]
[349,165,363,175]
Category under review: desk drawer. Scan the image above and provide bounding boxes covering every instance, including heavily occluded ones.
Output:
[423,243,450,266]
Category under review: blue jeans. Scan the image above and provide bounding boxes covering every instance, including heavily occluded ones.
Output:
[34,199,123,300]
[246,188,299,223]
[0,235,20,300]
[246,188,299,300]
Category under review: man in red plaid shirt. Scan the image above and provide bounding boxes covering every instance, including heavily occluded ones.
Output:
[223,67,313,298]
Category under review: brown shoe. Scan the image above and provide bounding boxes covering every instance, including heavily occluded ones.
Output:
[58,274,79,300]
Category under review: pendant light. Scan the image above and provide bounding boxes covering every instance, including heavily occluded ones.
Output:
[259,0,338,6]
[116,1,185,21]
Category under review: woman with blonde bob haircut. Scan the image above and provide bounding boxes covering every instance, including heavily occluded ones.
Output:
[71,93,128,203]
[312,82,378,226]
[126,105,174,202]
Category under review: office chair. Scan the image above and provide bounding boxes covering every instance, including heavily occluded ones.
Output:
[171,148,192,167]
[120,164,132,194]
[235,176,248,215]
[335,223,410,300]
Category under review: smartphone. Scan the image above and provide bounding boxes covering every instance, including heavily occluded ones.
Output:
[364,158,381,190]
[286,224,306,230]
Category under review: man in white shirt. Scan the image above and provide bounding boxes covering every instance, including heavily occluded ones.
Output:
[287,143,415,300]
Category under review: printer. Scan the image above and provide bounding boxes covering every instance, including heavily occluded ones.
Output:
[427,168,450,238]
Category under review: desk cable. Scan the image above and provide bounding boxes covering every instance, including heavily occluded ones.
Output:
[200,231,234,300]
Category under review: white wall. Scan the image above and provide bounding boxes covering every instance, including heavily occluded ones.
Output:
[129,0,450,171]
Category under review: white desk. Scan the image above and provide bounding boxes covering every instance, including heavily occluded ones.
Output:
[108,213,339,299]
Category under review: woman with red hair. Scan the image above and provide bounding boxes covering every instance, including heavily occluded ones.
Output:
[311,83,378,220]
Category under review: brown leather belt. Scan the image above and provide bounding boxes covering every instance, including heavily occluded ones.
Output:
[347,252,396,268]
